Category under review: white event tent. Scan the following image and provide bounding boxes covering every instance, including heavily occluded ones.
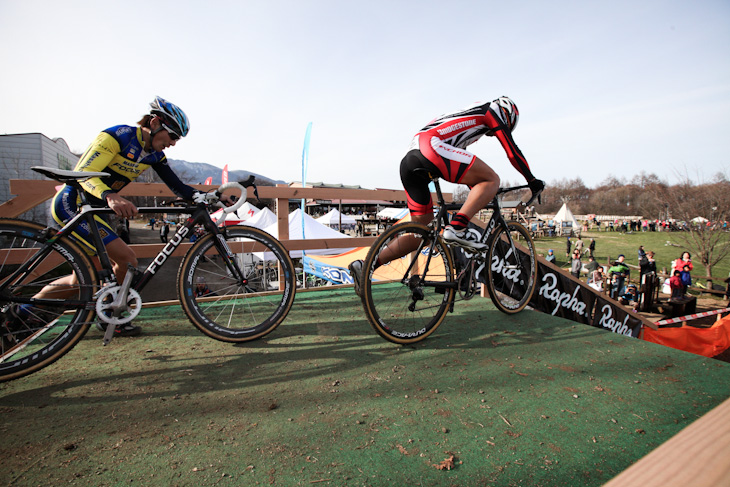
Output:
[553,203,580,235]
[316,208,356,227]
[260,209,354,258]
[241,207,277,229]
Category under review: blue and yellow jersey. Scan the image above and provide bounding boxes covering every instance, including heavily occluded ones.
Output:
[72,124,195,205]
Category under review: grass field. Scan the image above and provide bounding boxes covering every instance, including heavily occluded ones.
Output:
[532,229,730,283]
[1,288,729,487]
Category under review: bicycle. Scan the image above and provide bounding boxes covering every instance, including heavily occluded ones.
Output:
[0,166,296,382]
[358,173,541,344]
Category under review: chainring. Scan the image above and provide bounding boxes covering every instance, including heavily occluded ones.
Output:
[95,286,142,326]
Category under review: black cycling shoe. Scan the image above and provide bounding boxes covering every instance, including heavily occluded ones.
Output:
[348,259,364,297]
[95,322,142,337]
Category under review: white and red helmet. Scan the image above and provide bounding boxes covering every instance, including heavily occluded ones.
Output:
[492,96,519,132]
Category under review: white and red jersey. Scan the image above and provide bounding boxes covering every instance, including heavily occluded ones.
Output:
[408,100,534,182]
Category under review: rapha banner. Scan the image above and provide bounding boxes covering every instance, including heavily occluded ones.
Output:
[454,221,653,337]
[530,259,646,337]
[530,261,596,325]
[591,295,644,338]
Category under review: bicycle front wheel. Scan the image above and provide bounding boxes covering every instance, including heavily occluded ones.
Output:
[178,226,296,342]
[485,221,537,314]
[362,223,455,344]
[0,219,98,382]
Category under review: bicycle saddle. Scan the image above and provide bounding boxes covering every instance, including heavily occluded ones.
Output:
[32,166,110,183]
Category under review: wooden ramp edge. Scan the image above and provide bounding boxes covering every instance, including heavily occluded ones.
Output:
[604,396,730,487]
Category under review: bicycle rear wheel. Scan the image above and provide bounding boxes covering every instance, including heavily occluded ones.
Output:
[0,219,98,382]
[177,226,296,342]
[361,222,455,344]
[485,221,537,314]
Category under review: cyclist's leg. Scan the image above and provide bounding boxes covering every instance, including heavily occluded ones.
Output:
[37,188,133,299]
[31,189,93,301]
[54,187,135,284]
[423,137,500,223]
[456,158,500,221]
[105,237,137,283]
[375,213,433,265]
[373,152,435,265]
[33,238,134,301]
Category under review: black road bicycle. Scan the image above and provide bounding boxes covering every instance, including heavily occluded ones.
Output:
[359,174,542,344]
[0,167,296,382]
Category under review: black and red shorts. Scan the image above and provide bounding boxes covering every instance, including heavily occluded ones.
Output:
[400,135,476,216]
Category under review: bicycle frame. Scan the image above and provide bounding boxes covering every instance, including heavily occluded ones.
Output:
[404,179,533,293]
[1,184,246,309]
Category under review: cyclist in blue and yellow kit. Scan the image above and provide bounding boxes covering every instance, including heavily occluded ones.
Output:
[47,96,223,336]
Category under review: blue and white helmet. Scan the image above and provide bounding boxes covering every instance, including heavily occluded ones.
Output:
[149,96,190,138]
[492,96,519,132]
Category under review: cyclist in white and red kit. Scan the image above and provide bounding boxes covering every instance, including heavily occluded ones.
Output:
[349,96,544,296]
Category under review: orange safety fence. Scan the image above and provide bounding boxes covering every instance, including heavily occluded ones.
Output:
[643,314,730,358]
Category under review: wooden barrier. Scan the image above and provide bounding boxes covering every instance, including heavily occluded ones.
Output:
[0,179,452,258]
[603,396,730,487]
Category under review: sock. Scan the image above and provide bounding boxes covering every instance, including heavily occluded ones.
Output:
[450,213,470,231]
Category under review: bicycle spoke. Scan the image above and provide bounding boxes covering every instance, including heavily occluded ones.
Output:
[177,227,295,342]
[486,222,537,314]
[362,223,455,344]
[0,219,97,382]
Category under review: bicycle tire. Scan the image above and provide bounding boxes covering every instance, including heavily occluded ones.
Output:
[361,222,455,344]
[0,219,98,382]
[485,221,537,314]
[177,226,296,342]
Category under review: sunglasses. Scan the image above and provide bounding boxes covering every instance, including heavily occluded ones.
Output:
[161,122,181,140]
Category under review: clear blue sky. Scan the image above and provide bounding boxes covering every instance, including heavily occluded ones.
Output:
[1,0,728,191]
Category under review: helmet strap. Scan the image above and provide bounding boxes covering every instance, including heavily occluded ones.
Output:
[147,116,165,150]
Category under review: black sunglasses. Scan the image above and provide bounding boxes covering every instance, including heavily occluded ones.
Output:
[161,122,181,140]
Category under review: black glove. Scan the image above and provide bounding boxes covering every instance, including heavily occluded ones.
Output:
[528,178,545,204]
[528,178,545,194]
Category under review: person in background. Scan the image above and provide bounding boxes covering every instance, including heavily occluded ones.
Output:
[608,255,630,297]
[570,249,582,279]
[160,222,170,243]
[545,249,556,264]
[618,284,639,310]
[584,255,599,277]
[589,267,605,292]
[574,237,584,256]
[669,270,684,299]
[640,250,657,276]
[672,251,692,274]
[588,238,596,258]
[680,265,692,294]
[194,276,214,297]
[565,236,571,258]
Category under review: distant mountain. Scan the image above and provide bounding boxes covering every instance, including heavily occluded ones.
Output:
[167,159,286,186]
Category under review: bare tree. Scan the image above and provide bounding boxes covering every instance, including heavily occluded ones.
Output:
[656,175,730,277]
[540,177,590,214]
